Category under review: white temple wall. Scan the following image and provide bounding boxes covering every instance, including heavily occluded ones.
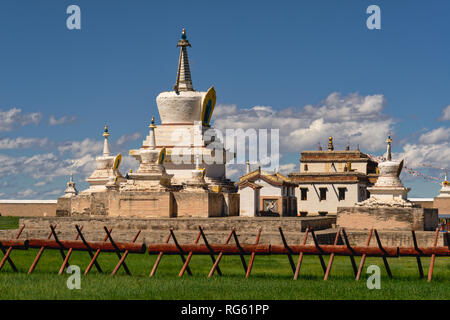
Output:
[239,187,259,217]
[296,183,364,215]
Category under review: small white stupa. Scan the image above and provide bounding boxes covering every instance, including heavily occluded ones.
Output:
[122,117,173,191]
[62,173,78,197]
[82,125,125,193]
[436,170,450,198]
[183,154,207,192]
[356,135,414,207]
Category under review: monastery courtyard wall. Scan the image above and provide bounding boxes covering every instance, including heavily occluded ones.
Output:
[0,201,57,217]
[0,216,446,247]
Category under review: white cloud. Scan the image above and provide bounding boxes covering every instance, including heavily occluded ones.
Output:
[58,138,103,157]
[0,137,49,149]
[213,92,392,154]
[17,189,37,198]
[0,108,41,132]
[397,142,450,169]
[439,105,450,121]
[418,127,450,144]
[49,115,76,125]
[116,132,141,146]
[279,163,297,174]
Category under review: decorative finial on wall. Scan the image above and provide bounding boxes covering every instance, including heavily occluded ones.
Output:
[327,136,334,151]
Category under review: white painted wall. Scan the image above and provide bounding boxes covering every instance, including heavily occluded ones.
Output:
[238,187,259,217]
[255,179,282,197]
[296,183,366,215]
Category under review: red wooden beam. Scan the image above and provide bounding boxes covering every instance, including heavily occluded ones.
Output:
[0,225,26,272]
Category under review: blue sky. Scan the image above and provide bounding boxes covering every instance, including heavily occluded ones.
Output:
[0,0,449,198]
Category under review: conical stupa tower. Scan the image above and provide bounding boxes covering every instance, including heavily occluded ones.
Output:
[174,28,194,92]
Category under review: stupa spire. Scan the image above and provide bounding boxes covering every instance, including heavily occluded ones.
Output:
[103,124,111,156]
[386,134,392,161]
[174,28,194,93]
[148,117,156,150]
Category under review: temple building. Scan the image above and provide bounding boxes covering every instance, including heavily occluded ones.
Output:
[288,137,378,216]
[56,29,239,218]
[238,163,298,217]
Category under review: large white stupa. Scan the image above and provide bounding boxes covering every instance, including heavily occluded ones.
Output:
[130,29,235,192]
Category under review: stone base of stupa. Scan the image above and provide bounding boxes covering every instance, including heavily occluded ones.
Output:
[56,189,240,218]
[336,206,438,231]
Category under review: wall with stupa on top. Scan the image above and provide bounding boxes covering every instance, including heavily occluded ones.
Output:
[336,135,438,231]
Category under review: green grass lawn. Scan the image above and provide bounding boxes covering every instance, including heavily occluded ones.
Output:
[0,217,449,300]
[0,248,448,300]
[0,216,20,230]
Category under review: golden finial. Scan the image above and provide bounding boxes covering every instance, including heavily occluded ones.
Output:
[327,136,334,151]
[149,116,156,129]
[129,169,133,173]
[443,169,449,186]
[386,135,392,144]
[103,124,110,137]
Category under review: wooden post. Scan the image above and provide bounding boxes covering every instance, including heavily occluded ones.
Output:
[293,228,309,280]
[356,228,373,281]
[324,228,341,280]
[427,228,440,282]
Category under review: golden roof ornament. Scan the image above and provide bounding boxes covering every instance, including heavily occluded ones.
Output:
[443,169,449,187]
[103,124,110,137]
[149,116,156,129]
[327,136,334,151]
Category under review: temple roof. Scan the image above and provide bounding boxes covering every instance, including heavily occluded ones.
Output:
[237,181,262,190]
[300,150,375,162]
[289,171,372,184]
[239,169,297,187]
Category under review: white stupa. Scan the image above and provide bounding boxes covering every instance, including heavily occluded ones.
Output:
[436,170,450,198]
[122,117,173,191]
[82,125,125,193]
[62,173,78,197]
[356,135,414,207]
[130,28,235,192]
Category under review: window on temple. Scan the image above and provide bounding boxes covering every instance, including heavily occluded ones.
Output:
[338,187,347,201]
[319,188,327,201]
[300,188,308,200]
[304,164,308,172]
